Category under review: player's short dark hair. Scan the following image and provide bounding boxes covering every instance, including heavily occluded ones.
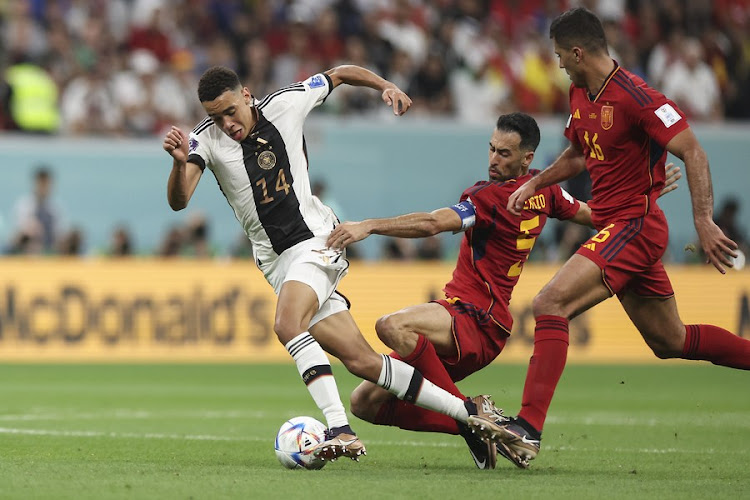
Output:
[198,66,241,102]
[496,113,540,152]
[549,7,608,54]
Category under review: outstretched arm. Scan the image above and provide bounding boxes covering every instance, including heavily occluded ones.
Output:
[327,207,461,250]
[666,128,737,273]
[163,126,203,211]
[325,65,412,115]
[508,143,586,216]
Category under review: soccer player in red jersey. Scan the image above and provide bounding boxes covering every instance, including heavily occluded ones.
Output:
[327,112,678,468]
[481,8,749,468]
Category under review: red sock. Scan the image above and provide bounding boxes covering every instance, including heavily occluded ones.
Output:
[518,315,570,433]
[397,334,464,399]
[374,398,460,434]
[372,334,463,435]
[683,324,750,369]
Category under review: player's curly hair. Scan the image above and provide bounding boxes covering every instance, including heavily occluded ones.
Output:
[550,7,608,54]
[198,66,241,102]
[496,113,540,152]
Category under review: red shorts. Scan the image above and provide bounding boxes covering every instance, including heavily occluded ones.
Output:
[576,208,674,299]
[432,298,509,382]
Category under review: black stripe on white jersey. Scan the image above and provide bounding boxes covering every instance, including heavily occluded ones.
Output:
[241,111,314,255]
[192,116,212,135]
[257,84,305,111]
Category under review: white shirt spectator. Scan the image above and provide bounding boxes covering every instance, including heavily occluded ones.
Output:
[661,39,721,121]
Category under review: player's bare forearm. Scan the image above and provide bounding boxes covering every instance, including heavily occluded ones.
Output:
[325,65,389,90]
[327,209,460,250]
[163,126,202,211]
[665,129,714,220]
[325,65,411,115]
[535,145,587,190]
[569,202,595,228]
[666,129,738,272]
[508,145,585,215]
[167,162,191,211]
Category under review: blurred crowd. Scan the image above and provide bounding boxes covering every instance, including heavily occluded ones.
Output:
[1,0,750,137]
[6,165,749,265]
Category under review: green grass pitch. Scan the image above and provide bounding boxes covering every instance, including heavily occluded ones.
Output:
[0,363,748,499]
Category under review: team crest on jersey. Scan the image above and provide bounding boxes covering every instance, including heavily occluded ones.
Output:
[601,105,614,130]
[258,150,276,170]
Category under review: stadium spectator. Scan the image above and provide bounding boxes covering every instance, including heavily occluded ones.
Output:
[661,37,722,121]
[0,0,745,134]
[60,56,124,135]
[181,212,214,258]
[3,55,60,133]
[713,197,749,259]
[157,224,183,258]
[11,166,66,254]
[107,225,135,257]
[238,38,275,102]
[408,49,453,115]
[56,226,85,256]
[376,0,428,67]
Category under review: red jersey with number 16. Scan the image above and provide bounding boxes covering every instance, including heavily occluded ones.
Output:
[564,63,689,229]
[443,171,580,332]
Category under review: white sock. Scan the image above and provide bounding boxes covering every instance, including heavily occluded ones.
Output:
[285,332,349,429]
[376,354,469,422]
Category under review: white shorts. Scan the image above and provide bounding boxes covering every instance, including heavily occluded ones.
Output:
[260,237,350,327]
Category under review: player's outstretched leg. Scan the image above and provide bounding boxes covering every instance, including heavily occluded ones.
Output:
[351,382,499,469]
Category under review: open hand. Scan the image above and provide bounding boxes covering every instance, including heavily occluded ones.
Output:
[327,222,371,250]
[659,162,682,198]
[695,218,739,274]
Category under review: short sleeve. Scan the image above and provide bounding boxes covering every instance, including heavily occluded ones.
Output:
[548,184,581,220]
[259,73,333,119]
[187,131,210,171]
[636,88,690,148]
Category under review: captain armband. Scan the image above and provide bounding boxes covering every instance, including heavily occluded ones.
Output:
[449,199,477,232]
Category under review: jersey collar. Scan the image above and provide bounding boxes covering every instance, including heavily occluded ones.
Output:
[587,60,620,103]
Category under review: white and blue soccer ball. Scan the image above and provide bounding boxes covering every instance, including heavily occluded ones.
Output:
[274,416,328,470]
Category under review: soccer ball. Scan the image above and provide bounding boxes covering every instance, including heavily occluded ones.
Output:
[274,416,328,470]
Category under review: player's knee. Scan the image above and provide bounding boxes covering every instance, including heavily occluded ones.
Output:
[650,344,681,359]
[375,313,404,347]
[349,386,377,423]
[532,290,559,317]
[643,325,685,359]
[649,338,683,359]
[273,316,306,343]
[341,352,382,382]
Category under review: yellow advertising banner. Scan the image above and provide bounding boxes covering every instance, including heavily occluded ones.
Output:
[0,259,747,363]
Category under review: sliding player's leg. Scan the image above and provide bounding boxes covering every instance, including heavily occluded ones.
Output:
[350,300,511,468]
[480,253,610,468]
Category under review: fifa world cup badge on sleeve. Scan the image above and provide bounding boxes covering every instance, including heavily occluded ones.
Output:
[308,75,325,89]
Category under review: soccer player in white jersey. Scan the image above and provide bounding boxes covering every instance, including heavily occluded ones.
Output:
[162,65,505,463]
